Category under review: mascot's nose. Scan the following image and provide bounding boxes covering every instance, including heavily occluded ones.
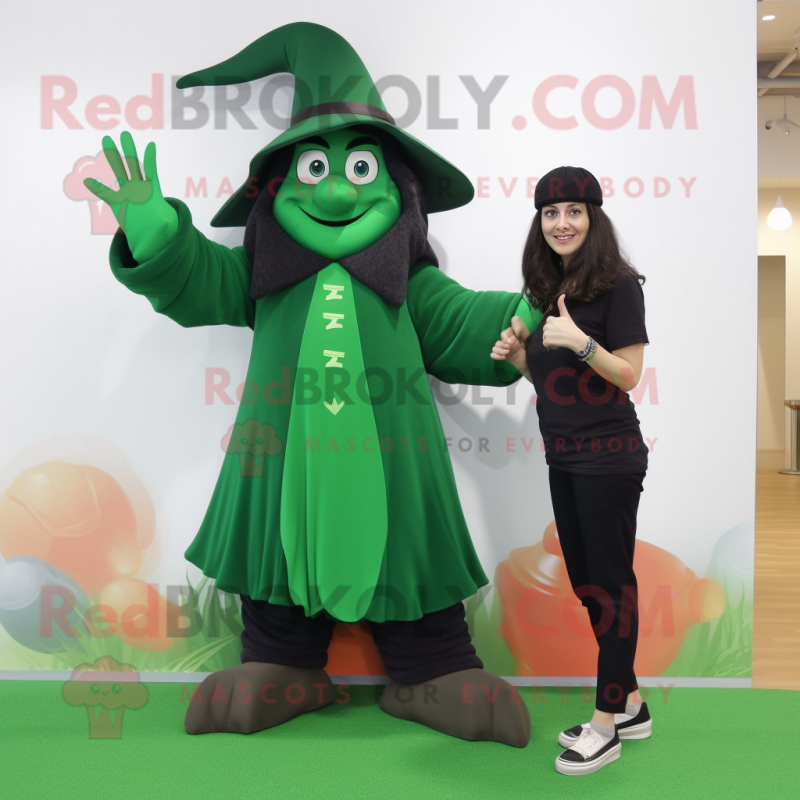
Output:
[313,177,359,217]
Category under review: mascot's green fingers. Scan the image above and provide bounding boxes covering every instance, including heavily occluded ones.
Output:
[101,135,129,186]
[120,131,144,181]
[83,177,118,205]
[142,141,162,191]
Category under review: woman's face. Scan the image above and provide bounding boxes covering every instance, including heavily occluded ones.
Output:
[540,202,589,264]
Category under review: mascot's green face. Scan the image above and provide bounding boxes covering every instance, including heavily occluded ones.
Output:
[273,127,402,260]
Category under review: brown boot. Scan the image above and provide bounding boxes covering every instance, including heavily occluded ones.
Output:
[380,668,530,747]
[184,662,335,734]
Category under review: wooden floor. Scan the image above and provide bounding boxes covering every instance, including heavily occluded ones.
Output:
[753,470,800,690]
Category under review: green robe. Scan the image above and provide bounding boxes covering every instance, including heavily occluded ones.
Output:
[110,199,540,622]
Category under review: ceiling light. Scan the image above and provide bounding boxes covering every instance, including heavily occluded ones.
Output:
[767,195,793,231]
[762,15,776,21]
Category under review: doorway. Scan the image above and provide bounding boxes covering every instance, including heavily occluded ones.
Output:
[756,255,787,470]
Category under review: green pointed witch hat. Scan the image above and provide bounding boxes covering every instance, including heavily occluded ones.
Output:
[176,22,474,226]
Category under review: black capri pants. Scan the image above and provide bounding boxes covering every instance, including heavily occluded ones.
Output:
[548,466,645,713]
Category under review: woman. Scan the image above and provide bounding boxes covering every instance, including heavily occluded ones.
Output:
[491,166,651,776]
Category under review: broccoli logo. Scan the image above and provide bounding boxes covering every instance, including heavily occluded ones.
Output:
[64,154,121,234]
[62,656,148,739]
[223,420,282,477]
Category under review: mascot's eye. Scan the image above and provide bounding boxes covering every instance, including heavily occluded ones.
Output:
[296,150,330,184]
[241,438,248,445]
[345,151,378,184]
[91,684,100,694]
[256,438,263,445]
[112,684,121,694]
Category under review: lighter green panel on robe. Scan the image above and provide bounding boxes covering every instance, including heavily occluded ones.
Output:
[280,263,388,622]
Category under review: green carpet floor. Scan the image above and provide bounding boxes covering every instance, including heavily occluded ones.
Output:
[1,683,797,799]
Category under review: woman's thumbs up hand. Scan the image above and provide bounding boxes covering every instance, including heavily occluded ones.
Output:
[542,294,588,352]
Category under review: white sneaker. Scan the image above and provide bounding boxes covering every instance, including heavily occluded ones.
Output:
[558,702,652,748]
[555,726,621,776]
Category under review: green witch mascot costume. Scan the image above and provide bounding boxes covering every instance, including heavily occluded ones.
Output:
[85,23,540,746]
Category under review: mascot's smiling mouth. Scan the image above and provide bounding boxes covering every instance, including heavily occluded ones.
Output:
[301,209,367,227]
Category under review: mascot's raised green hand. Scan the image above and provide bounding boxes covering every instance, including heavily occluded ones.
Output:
[84,131,178,262]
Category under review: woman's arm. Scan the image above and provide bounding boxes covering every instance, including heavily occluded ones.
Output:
[579,342,643,392]
[542,294,644,391]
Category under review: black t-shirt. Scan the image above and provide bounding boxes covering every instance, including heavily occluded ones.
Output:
[525,272,649,474]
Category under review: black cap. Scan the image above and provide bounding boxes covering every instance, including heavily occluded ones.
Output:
[534,166,603,210]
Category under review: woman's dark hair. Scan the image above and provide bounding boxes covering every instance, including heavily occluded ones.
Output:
[521,204,645,314]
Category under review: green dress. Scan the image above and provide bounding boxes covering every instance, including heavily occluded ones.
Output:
[110,199,540,622]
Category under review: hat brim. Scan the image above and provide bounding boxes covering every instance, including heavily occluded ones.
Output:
[210,113,474,226]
